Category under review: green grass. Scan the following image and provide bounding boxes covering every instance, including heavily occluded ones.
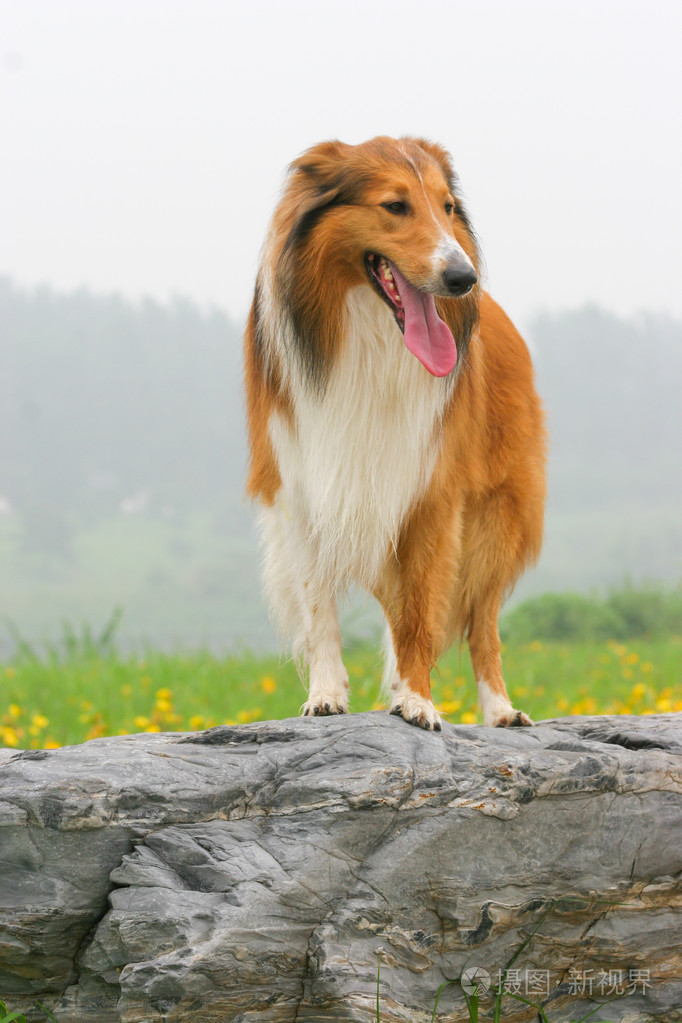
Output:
[0,1000,56,1023]
[1,618,680,749]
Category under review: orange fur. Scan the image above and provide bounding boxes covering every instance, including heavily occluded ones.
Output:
[244,136,546,730]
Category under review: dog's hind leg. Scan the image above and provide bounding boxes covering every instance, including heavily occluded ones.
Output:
[458,488,537,728]
[467,594,533,728]
[259,504,349,716]
[375,500,462,731]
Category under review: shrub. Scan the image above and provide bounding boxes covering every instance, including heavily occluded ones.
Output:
[501,583,682,643]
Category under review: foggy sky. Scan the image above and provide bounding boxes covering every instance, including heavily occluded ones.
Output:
[2,0,681,331]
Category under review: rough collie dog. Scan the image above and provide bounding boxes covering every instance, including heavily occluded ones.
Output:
[244,136,546,731]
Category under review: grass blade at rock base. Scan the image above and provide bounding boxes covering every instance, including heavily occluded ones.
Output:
[429,978,458,1022]
[468,985,479,1023]
[508,989,619,1023]
[506,991,551,1022]
[36,1004,58,1022]
[376,953,381,1023]
[492,900,556,1023]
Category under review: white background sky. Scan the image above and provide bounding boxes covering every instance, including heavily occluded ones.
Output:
[2,0,681,332]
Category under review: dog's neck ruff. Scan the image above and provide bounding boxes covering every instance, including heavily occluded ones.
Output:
[267,286,453,591]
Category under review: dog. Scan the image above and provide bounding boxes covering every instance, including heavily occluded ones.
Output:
[244,136,546,731]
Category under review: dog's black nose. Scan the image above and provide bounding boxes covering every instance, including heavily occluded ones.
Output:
[442,264,477,296]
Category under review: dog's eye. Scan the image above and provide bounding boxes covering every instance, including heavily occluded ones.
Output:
[445,202,454,215]
[382,201,408,215]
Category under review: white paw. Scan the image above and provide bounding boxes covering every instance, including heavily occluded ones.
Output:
[302,684,349,717]
[491,708,534,728]
[389,689,442,731]
[478,680,533,728]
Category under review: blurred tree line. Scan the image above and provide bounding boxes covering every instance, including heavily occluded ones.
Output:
[0,278,248,557]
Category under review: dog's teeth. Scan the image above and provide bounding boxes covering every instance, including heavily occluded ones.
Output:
[388,282,395,291]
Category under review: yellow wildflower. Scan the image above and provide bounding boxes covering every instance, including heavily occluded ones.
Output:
[529,640,543,652]
[621,667,634,679]
[189,715,204,731]
[85,723,107,740]
[2,726,19,747]
[261,676,277,694]
[156,687,172,701]
[4,666,16,679]
[133,715,150,729]
[45,739,61,749]
[237,708,262,724]
[624,651,639,665]
[461,710,478,724]
[120,684,133,698]
[145,724,161,733]
[31,714,49,729]
[437,699,462,715]
[155,698,172,714]
[8,704,21,719]
[640,662,654,674]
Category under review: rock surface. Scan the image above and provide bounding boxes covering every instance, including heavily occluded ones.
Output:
[0,713,681,1022]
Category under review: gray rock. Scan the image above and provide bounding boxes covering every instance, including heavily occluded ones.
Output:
[1,713,681,1022]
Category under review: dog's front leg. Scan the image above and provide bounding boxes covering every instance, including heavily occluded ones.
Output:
[301,590,349,717]
[259,503,349,716]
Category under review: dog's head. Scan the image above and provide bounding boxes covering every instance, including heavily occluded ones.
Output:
[271,136,481,382]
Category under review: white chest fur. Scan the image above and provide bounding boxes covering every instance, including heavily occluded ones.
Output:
[268,287,449,591]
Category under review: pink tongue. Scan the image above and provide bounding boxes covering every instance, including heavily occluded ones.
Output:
[390,264,457,376]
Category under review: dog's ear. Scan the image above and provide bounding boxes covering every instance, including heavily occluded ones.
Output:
[284,140,355,252]
[291,140,351,185]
